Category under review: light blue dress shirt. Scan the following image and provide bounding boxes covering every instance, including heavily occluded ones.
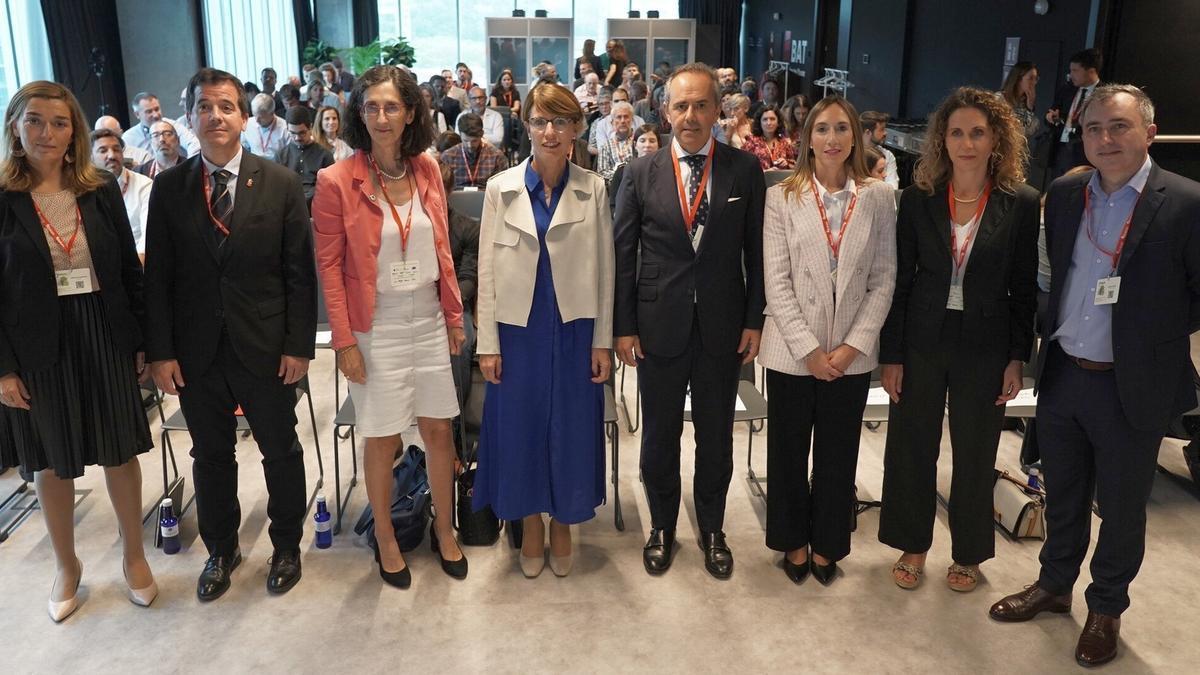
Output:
[1052,156,1153,361]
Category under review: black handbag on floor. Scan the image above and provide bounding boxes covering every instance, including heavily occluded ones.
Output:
[354,446,430,552]
[456,465,500,546]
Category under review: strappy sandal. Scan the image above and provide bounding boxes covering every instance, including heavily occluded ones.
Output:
[892,560,924,590]
[947,563,980,592]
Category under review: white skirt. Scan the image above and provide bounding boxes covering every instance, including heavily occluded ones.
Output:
[349,284,460,437]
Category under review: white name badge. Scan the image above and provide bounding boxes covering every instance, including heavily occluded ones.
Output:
[946,283,965,311]
[461,186,479,192]
[691,224,705,251]
[1094,276,1121,305]
[391,261,420,288]
[55,268,94,296]
[830,267,838,287]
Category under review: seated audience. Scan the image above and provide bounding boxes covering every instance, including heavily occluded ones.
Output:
[306,80,340,110]
[315,105,354,162]
[123,91,198,157]
[275,106,334,207]
[575,73,601,110]
[90,128,152,258]
[864,146,888,181]
[608,123,661,212]
[440,113,508,189]
[781,94,812,143]
[595,101,636,180]
[588,87,643,155]
[134,120,185,178]
[429,74,462,126]
[420,83,449,136]
[456,86,505,147]
[573,59,595,90]
[719,93,752,149]
[244,92,290,159]
[860,110,900,187]
[742,105,796,170]
[437,160,480,409]
[93,115,151,166]
[490,68,521,115]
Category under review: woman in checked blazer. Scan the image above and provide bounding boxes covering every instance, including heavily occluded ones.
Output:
[758,96,897,585]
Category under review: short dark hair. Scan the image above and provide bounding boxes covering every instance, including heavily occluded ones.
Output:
[1070,48,1103,72]
[279,84,300,104]
[751,104,783,138]
[859,110,890,130]
[429,74,446,85]
[91,128,125,148]
[261,67,277,77]
[285,106,313,127]
[435,131,461,154]
[131,91,157,108]
[342,65,434,158]
[186,67,250,116]
[458,112,483,138]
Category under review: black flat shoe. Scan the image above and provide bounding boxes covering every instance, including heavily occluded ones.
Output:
[783,554,810,584]
[699,531,734,579]
[374,546,411,589]
[267,549,302,595]
[812,559,839,586]
[430,523,468,580]
[643,528,676,575]
[197,549,242,602]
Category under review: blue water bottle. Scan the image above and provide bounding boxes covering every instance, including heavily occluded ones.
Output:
[1027,467,1041,493]
[160,498,180,555]
[314,494,333,549]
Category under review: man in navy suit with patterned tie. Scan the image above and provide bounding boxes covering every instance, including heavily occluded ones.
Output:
[613,63,766,579]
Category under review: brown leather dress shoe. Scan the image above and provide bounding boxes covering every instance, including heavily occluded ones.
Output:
[989,583,1072,622]
[1076,611,1120,667]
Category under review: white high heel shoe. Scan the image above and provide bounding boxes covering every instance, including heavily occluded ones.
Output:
[549,552,574,577]
[520,550,546,578]
[123,561,158,608]
[48,559,82,623]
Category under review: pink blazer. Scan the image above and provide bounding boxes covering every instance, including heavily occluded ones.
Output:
[312,150,463,350]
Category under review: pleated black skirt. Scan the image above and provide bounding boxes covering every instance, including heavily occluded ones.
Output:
[0,292,152,478]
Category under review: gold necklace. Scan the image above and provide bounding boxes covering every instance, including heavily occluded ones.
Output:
[952,185,986,203]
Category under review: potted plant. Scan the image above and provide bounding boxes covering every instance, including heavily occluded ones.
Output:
[342,41,382,76]
[381,37,416,67]
[303,38,339,66]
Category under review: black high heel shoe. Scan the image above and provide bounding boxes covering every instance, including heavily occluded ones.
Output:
[430,524,468,580]
[811,557,839,586]
[783,552,810,585]
[374,546,411,589]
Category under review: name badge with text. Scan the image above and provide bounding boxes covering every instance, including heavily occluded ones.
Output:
[56,268,93,296]
[946,283,965,311]
[391,261,420,288]
[1094,276,1120,305]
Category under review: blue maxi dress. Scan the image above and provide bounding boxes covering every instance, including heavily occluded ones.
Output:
[474,163,605,524]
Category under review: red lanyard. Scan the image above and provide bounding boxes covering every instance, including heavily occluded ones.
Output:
[947,181,992,273]
[671,146,714,234]
[258,122,276,154]
[33,199,83,257]
[812,180,858,261]
[369,156,416,254]
[201,162,232,237]
[1083,187,1140,274]
[149,161,161,178]
[461,145,482,186]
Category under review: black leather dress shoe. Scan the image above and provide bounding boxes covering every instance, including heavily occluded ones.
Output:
[699,531,733,579]
[197,549,242,602]
[431,523,468,580]
[643,528,676,575]
[783,555,810,584]
[266,550,302,595]
[811,559,838,586]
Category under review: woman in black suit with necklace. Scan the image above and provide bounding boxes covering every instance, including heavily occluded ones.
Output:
[878,87,1039,593]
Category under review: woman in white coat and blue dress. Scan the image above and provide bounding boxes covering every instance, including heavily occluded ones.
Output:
[758,95,897,585]
[474,81,615,579]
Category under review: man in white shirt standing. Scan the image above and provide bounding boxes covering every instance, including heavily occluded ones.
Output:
[860,111,900,188]
[244,93,290,159]
[1046,48,1103,182]
[123,91,199,157]
[90,128,153,260]
[456,86,505,148]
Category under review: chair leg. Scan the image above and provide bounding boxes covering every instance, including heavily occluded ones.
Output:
[609,421,624,531]
[333,424,343,535]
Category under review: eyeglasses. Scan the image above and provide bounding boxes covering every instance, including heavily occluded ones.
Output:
[362,103,404,118]
[150,129,177,139]
[528,117,576,132]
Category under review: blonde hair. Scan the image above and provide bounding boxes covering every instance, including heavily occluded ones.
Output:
[912,86,1028,195]
[779,96,873,201]
[1,81,106,194]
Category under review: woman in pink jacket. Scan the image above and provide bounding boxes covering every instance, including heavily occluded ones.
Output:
[312,66,467,588]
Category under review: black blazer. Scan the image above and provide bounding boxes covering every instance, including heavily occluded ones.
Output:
[1046,82,1099,168]
[0,177,144,378]
[1038,165,1200,431]
[880,182,1040,364]
[613,141,766,357]
[440,97,462,128]
[143,152,317,379]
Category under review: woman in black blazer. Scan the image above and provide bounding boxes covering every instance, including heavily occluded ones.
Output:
[878,87,1039,592]
[0,82,156,621]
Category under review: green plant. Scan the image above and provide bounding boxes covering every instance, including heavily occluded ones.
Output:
[381,37,416,67]
[303,38,339,66]
[341,41,382,76]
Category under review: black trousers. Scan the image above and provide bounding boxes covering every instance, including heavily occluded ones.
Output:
[1036,343,1163,616]
[765,369,870,561]
[878,311,1008,565]
[638,317,741,533]
[178,334,307,556]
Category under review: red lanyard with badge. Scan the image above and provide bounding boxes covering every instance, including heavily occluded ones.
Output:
[1083,187,1140,305]
[33,199,83,257]
[812,180,858,263]
[671,146,713,237]
[945,181,991,311]
[34,199,94,295]
[259,121,276,154]
[461,145,482,186]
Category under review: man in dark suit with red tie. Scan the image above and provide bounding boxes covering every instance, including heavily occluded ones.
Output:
[1045,48,1103,182]
[614,62,766,579]
[144,68,316,602]
[990,85,1200,667]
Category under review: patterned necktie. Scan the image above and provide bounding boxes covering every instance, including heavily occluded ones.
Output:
[210,169,233,246]
[683,153,710,239]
